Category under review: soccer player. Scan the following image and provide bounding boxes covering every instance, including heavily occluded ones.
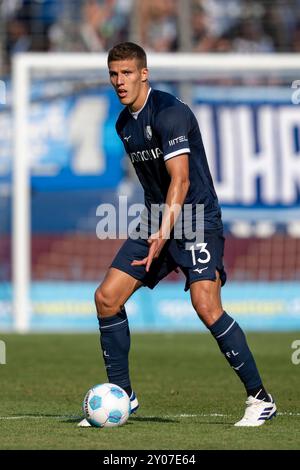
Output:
[79,42,276,427]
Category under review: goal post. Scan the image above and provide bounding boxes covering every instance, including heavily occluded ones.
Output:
[11,52,300,333]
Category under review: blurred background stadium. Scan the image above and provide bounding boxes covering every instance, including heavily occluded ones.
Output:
[0,0,300,332]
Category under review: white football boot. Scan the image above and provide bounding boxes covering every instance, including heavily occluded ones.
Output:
[234,393,277,427]
[129,391,139,414]
[78,390,139,427]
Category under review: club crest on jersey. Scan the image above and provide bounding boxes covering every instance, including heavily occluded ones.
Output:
[145,125,152,141]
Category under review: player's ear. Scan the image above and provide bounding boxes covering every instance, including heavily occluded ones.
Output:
[141,67,148,82]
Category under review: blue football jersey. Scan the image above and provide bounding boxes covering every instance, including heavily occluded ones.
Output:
[116,88,223,233]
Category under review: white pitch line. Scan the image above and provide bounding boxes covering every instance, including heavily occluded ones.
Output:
[146,412,300,418]
[0,413,227,420]
[0,412,299,421]
[0,415,81,420]
[167,413,228,418]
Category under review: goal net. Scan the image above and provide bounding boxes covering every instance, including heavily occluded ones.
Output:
[1,52,300,332]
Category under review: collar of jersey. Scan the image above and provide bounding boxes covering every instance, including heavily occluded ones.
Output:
[130,87,152,120]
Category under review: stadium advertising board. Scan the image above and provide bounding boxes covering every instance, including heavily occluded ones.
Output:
[1,281,299,332]
[0,85,299,209]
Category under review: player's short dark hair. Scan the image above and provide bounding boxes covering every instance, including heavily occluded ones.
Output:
[107,42,147,69]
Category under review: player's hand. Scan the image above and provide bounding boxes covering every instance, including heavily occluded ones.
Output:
[131,233,165,272]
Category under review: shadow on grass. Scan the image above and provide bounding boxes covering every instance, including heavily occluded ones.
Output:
[128,416,178,424]
[62,416,179,425]
[54,415,229,426]
[131,416,234,426]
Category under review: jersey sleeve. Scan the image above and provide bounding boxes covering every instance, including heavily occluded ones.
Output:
[155,104,191,162]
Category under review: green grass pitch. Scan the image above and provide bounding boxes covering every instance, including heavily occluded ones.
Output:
[0,332,299,450]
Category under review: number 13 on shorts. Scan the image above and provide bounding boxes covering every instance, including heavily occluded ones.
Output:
[189,242,211,266]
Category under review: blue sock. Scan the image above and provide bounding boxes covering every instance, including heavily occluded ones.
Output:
[98,307,132,396]
[208,311,264,394]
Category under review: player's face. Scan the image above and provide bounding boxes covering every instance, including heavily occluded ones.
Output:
[108,59,148,112]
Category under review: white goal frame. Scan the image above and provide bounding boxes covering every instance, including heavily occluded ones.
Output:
[12,52,300,332]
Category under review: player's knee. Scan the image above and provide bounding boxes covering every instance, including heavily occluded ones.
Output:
[94,285,119,317]
[192,298,213,319]
[191,292,222,326]
[94,286,105,313]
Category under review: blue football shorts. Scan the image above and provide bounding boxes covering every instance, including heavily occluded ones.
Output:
[110,229,227,291]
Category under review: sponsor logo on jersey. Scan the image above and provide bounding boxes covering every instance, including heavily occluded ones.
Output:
[129,147,163,163]
[193,266,208,274]
[168,135,188,146]
[145,125,152,141]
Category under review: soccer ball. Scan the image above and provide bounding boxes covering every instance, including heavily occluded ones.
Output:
[83,383,130,428]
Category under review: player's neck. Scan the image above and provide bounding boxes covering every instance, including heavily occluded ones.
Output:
[129,85,150,113]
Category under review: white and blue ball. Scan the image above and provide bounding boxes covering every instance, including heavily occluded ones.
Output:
[83,383,130,428]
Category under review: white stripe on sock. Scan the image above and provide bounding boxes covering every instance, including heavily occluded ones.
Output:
[215,320,236,339]
[100,319,127,329]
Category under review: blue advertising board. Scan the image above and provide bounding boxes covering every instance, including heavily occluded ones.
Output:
[0,86,125,190]
[0,281,299,332]
[0,83,299,210]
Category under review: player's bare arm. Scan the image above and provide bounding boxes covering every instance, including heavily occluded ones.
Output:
[131,153,190,272]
